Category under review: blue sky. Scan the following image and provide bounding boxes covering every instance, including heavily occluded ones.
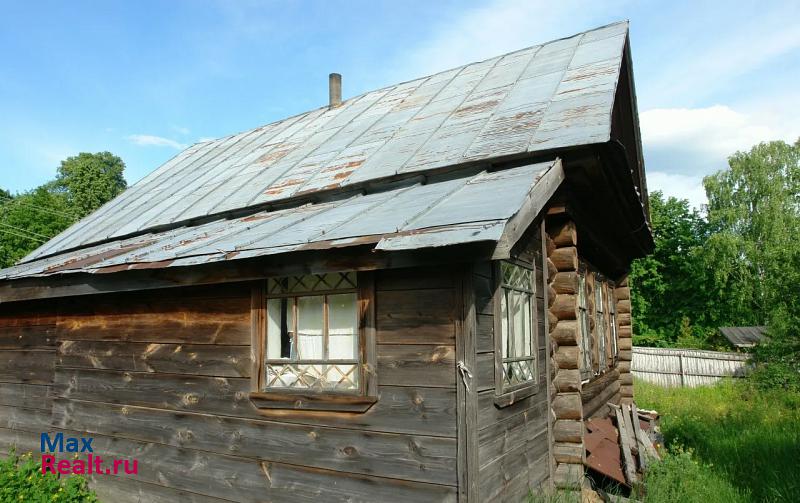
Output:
[1,0,798,209]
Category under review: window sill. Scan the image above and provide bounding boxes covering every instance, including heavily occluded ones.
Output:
[249,391,378,413]
[494,384,539,408]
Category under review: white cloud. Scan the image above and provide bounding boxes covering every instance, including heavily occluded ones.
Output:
[640,105,800,178]
[647,171,707,211]
[126,134,187,150]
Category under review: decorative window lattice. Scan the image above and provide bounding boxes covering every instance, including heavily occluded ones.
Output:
[499,261,537,390]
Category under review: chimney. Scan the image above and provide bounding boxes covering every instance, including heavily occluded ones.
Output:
[329,73,342,108]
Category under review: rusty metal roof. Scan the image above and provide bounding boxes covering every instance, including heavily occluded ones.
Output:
[0,160,563,279]
[21,21,629,265]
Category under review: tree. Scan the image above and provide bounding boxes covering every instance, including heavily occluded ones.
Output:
[55,152,127,217]
[702,139,800,325]
[629,191,711,346]
[0,152,128,268]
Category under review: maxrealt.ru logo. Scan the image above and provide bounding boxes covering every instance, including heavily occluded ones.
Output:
[40,433,138,475]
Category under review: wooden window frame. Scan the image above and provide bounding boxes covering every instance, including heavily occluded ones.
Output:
[493,259,540,407]
[578,268,593,381]
[609,284,619,364]
[594,278,608,373]
[249,271,377,412]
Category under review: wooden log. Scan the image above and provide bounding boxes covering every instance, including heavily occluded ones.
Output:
[547,285,557,307]
[553,442,583,464]
[547,258,557,283]
[545,235,556,258]
[614,287,630,300]
[618,338,632,351]
[580,369,620,404]
[551,320,578,346]
[617,313,632,326]
[553,420,582,443]
[553,369,581,392]
[618,350,632,362]
[554,346,580,370]
[551,295,577,320]
[620,373,634,386]
[552,272,579,295]
[616,361,631,374]
[552,393,582,420]
[550,221,577,248]
[553,462,583,488]
[583,381,620,419]
[616,300,631,314]
[547,312,558,332]
[551,247,578,272]
[620,384,634,398]
[618,325,632,338]
[617,277,629,287]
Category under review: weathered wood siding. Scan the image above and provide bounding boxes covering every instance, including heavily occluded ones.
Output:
[632,346,748,387]
[473,225,551,501]
[1,271,460,502]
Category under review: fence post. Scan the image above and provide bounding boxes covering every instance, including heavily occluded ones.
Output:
[678,354,685,387]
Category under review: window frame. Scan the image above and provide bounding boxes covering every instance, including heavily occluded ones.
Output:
[609,284,619,364]
[249,271,377,413]
[594,278,608,373]
[577,269,593,380]
[493,258,540,407]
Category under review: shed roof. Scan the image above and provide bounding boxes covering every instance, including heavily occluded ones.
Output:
[21,21,630,266]
[0,160,563,279]
[719,326,767,347]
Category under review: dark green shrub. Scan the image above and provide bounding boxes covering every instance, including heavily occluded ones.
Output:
[0,449,97,502]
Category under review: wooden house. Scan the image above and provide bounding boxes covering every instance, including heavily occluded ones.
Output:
[0,21,653,502]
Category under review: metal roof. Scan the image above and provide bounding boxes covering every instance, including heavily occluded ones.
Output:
[22,21,629,264]
[0,160,563,279]
[719,326,767,347]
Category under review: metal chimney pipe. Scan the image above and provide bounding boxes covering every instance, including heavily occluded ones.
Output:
[329,73,342,108]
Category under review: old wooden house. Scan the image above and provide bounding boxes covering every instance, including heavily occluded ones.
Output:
[0,21,652,502]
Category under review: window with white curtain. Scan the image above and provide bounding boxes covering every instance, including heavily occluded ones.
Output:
[263,272,360,392]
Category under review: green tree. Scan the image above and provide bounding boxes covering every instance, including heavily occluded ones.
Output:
[55,151,127,217]
[702,139,800,325]
[0,152,128,268]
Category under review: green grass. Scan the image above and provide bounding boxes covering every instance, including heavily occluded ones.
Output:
[636,379,800,502]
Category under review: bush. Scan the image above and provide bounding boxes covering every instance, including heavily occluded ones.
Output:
[0,449,97,502]
[749,309,800,392]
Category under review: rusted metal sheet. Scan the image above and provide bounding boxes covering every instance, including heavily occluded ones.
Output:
[0,160,562,280]
[23,21,629,263]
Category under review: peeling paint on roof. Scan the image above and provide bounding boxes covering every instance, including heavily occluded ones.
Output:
[22,21,629,264]
[0,160,563,279]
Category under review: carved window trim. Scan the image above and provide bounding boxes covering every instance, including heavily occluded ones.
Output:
[249,271,377,413]
[493,259,540,407]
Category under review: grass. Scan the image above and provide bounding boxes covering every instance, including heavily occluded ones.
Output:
[635,379,800,502]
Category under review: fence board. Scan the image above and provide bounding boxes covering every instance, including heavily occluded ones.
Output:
[631,346,748,387]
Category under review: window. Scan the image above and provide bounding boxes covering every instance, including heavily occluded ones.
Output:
[609,286,619,361]
[494,260,538,404]
[578,271,592,379]
[595,280,607,372]
[250,272,377,412]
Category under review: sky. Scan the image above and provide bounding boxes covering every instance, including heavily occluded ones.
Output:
[0,0,798,210]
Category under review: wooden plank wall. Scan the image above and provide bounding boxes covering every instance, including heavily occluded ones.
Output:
[1,272,460,503]
[0,300,57,457]
[473,225,551,501]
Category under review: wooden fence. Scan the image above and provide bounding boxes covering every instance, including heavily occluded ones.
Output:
[631,346,749,387]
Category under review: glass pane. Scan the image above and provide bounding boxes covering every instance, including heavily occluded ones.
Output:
[265,363,359,391]
[266,298,292,359]
[328,293,358,360]
[501,290,509,358]
[510,291,531,358]
[501,261,533,292]
[297,296,324,359]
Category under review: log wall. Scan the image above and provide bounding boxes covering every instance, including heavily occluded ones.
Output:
[0,271,462,502]
[472,223,551,501]
[615,279,634,404]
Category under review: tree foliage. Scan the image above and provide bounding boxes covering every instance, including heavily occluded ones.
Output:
[631,139,800,353]
[0,152,127,268]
